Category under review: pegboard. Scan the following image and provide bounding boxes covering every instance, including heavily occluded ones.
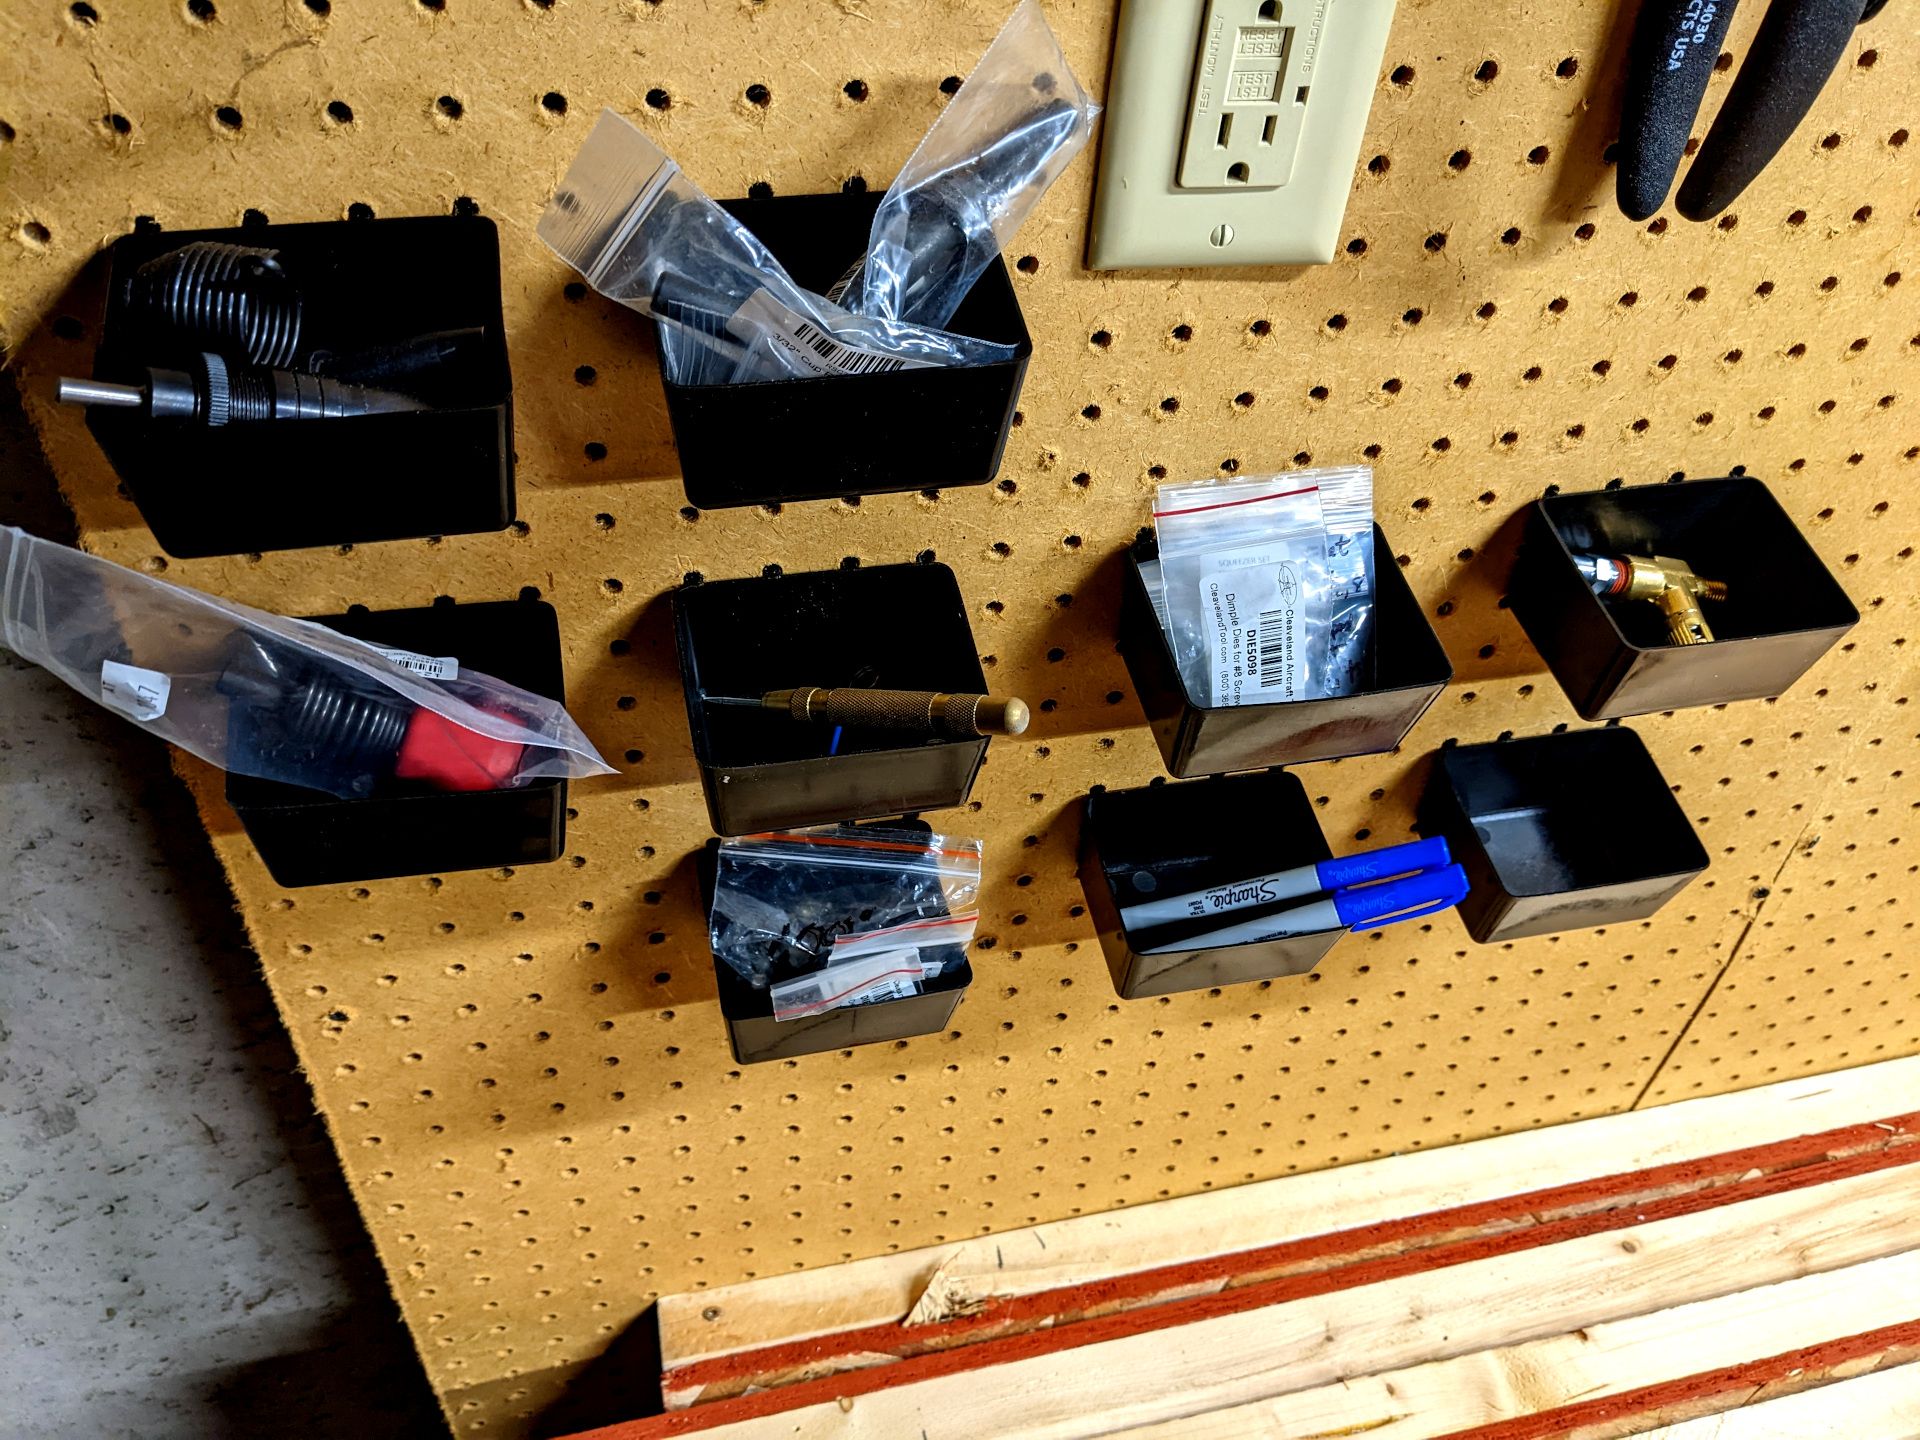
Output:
[1,0,1915,1433]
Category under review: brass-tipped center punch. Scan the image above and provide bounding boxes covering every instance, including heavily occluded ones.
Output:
[707,686,1031,738]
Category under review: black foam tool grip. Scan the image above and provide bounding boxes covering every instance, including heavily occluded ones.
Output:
[1676,0,1876,219]
[1617,0,1746,221]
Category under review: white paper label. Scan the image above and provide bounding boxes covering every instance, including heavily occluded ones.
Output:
[1197,537,1320,706]
[374,646,460,681]
[771,950,926,1022]
[729,289,920,378]
[100,660,171,722]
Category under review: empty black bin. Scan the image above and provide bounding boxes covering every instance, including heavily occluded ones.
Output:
[78,215,515,558]
[225,600,568,888]
[1079,771,1345,998]
[673,562,993,835]
[1508,476,1857,720]
[1417,727,1707,944]
[657,190,1032,509]
[1118,526,1453,778]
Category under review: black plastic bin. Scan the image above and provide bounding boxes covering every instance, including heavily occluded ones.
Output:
[226,600,567,888]
[1118,526,1453,778]
[657,191,1032,508]
[1417,727,1707,944]
[673,562,992,835]
[1079,771,1345,997]
[695,825,973,1064]
[1508,477,1856,720]
[78,215,514,558]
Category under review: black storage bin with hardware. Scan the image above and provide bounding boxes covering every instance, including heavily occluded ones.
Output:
[225,600,567,888]
[1509,476,1857,720]
[657,191,1032,509]
[673,561,992,835]
[77,214,514,558]
[695,824,973,1064]
[1416,727,1706,944]
[1118,525,1453,778]
[1079,771,1344,998]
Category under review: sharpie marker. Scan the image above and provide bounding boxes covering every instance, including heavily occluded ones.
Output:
[1141,864,1470,955]
[1120,836,1451,931]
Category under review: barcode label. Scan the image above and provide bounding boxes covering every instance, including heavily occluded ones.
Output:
[374,646,460,681]
[790,319,908,375]
[728,288,925,378]
[1198,546,1311,705]
[1258,610,1290,687]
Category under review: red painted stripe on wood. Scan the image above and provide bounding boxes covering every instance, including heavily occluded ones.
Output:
[567,1132,1920,1440]
[664,1114,1920,1402]
[1435,1319,1920,1440]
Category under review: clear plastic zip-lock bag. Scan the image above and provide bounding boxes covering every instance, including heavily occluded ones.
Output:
[1147,466,1377,708]
[537,111,1018,387]
[831,0,1099,331]
[0,526,614,799]
[708,828,982,1022]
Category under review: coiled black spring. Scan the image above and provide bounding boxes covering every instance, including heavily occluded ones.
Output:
[282,677,411,771]
[128,241,304,367]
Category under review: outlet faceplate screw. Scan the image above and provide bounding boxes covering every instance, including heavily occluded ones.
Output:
[1209,222,1235,248]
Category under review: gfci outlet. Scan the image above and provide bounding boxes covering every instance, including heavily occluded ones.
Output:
[1088,0,1398,268]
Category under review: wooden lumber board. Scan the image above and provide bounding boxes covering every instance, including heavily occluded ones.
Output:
[1632,1362,1920,1440]
[659,1058,1920,1404]
[1093,1253,1920,1440]
[664,1112,1920,1407]
[569,1157,1920,1440]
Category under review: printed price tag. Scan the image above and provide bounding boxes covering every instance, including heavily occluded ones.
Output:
[100,660,171,722]
[374,647,460,681]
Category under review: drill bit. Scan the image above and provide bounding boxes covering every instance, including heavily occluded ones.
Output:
[707,686,1030,738]
[57,352,426,426]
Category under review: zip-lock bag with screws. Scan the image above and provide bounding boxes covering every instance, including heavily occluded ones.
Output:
[708,828,982,1022]
[1146,466,1377,707]
[0,526,613,798]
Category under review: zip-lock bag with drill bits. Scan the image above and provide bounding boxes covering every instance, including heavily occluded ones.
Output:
[60,215,516,557]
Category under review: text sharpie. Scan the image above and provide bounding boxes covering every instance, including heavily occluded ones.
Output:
[1142,864,1470,954]
[1120,835,1451,931]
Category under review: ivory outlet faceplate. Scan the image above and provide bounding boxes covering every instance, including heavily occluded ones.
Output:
[1088,0,1399,268]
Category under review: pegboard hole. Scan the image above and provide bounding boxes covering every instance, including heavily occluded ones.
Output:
[574,365,596,385]
[1248,319,1271,337]
[100,112,131,136]
[326,100,354,125]
[1574,223,1595,241]
[1474,58,1499,83]
[645,88,672,111]
[844,79,870,102]
[584,441,608,461]
[1820,132,1843,150]
[304,0,329,13]
[1090,329,1112,348]
[1368,154,1391,175]
[1390,64,1416,86]
[214,105,244,131]
[1526,145,1549,165]
[436,94,465,120]
[1016,255,1039,274]
[187,0,216,20]
[1477,301,1497,320]
[1592,359,1612,376]
[542,91,569,116]
[940,75,964,96]
[1326,313,1348,331]
[745,84,771,107]
[68,1,98,25]
[20,220,50,248]
[1554,56,1578,79]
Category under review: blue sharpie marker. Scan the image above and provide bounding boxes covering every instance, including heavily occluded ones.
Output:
[1141,864,1470,954]
[1120,835,1452,931]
